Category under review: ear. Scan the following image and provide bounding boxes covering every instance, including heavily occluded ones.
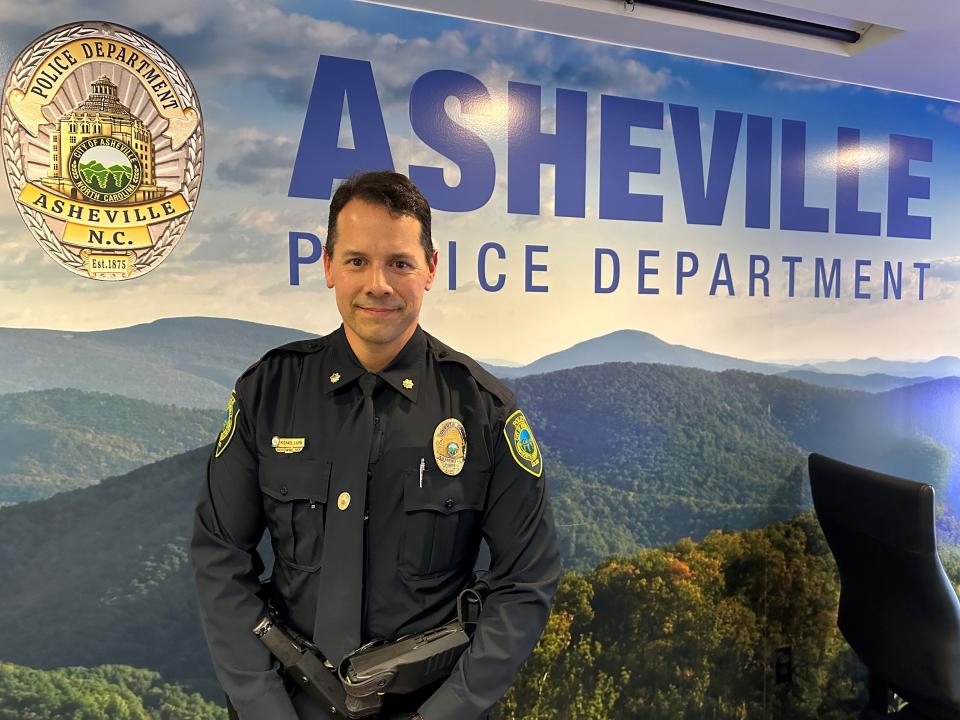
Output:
[323,245,334,289]
[424,248,439,291]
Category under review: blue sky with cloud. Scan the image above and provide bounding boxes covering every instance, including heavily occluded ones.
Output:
[0,0,959,363]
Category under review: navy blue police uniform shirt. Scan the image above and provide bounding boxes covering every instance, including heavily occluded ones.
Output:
[190,325,561,720]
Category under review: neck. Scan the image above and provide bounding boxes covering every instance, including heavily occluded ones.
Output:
[343,323,417,373]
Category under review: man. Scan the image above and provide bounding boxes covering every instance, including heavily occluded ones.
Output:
[191,171,561,720]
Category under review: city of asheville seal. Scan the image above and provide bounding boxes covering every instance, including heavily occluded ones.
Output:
[1,22,203,280]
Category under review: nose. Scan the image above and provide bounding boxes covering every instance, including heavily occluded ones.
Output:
[366,263,392,296]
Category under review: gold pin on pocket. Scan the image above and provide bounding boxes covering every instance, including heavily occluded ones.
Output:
[271,436,306,454]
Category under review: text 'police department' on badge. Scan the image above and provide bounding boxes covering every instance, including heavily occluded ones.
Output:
[1,22,203,280]
[505,409,542,478]
[433,418,466,476]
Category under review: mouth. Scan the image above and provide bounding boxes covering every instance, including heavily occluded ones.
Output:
[357,306,400,316]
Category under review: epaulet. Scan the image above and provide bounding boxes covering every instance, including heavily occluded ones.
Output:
[426,333,513,406]
[237,337,326,383]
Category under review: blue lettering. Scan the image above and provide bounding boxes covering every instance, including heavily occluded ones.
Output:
[854,259,872,299]
[745,115,773,229]
[709,252,735,296]
[288,231,322,286]
[289,56,393,199]
[815,257,841,298]
[594,248,620,293]
[671,105,742,226]
[448,240,457,290]
[749,254,770,297]
[525,245,549,292]
[883,261,901,300]
[914,261,930,299]
[780,119,829,233]
[478,242,506,292]
[782,256,802,297]
[676,251,699,294]
[599,94,663,222]
[507,82,587,217]
[888,135,933,239]
[638,249,659,295]
[835,128,881,236]
[409,70,495,212]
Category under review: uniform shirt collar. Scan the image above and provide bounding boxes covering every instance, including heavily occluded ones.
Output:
[323,325,424,403]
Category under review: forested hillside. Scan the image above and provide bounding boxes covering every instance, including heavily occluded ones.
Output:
[497,513,960,720]
[0,662,225,719]
[0,389,220,504]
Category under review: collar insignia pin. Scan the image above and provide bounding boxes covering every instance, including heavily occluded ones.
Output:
[330,372,341,383]
[402,378,414,389]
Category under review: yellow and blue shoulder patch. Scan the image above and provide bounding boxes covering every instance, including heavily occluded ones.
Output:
[215,389,239,458]
[504,409,543,478]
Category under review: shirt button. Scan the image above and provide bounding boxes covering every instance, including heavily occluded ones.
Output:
[280,486,288,496]
[444,498,455,509]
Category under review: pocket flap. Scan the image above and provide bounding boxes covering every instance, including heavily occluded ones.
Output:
[259,456,331,502]
[403,468,488,515]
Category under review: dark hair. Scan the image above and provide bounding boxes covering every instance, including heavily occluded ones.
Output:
[326,171,433,263]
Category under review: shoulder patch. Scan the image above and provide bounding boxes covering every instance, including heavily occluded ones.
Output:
[504,409,543,478]
[215,390,239,458]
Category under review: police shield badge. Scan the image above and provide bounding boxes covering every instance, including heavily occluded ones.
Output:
[505,409,542,477]
[433,418,466,476]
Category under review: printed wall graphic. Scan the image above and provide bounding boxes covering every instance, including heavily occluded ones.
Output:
[1,21,203,280]
[0,2,958,719]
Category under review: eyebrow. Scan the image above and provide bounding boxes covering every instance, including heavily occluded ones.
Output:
[339,250,419,264]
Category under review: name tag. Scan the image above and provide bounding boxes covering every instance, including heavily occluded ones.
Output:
[272,436,306,454]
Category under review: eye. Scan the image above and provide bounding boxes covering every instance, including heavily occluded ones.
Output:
[394,260,410,269]
[347,257,364,267]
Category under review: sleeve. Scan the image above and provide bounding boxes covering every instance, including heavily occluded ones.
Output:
[190,385,299,720]
[417,405,562,720]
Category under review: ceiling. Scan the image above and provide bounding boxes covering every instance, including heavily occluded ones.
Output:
[372,0,960,102]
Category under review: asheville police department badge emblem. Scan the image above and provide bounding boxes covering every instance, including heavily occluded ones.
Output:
[216,390,238,458]
[433,418,467,476]
[1,22,203,280]
[505,409,542,477]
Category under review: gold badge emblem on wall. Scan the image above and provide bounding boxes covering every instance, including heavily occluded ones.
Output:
[433,418,466,476]
[1,22,203,280]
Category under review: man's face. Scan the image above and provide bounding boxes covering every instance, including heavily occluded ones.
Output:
[324,198,438,355]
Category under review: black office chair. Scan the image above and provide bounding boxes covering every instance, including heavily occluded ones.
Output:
[808,453,960,719]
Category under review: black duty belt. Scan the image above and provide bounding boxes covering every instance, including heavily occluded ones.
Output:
[253,578,489,719]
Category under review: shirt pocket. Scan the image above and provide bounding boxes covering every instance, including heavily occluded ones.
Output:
[259,456,331,573]
[399,467,488,578]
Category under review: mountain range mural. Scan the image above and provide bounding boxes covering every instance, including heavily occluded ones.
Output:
[1,318,958,719]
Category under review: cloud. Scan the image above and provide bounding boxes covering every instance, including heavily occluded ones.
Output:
[943,106,960,124]
[171,204,325,268]
[927,256,960,282]
[761,73,845,93]
[215,128,298,190]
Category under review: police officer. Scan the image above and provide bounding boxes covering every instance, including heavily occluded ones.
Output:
[191,171,561,720]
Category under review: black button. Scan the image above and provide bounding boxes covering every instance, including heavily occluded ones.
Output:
[280,486,288,496]
[439,350,449,358]
[444,498,455,509]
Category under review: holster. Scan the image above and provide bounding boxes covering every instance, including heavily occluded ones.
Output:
[254,576,489,719]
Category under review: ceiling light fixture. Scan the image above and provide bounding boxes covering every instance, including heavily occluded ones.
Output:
[622,0,861,43]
